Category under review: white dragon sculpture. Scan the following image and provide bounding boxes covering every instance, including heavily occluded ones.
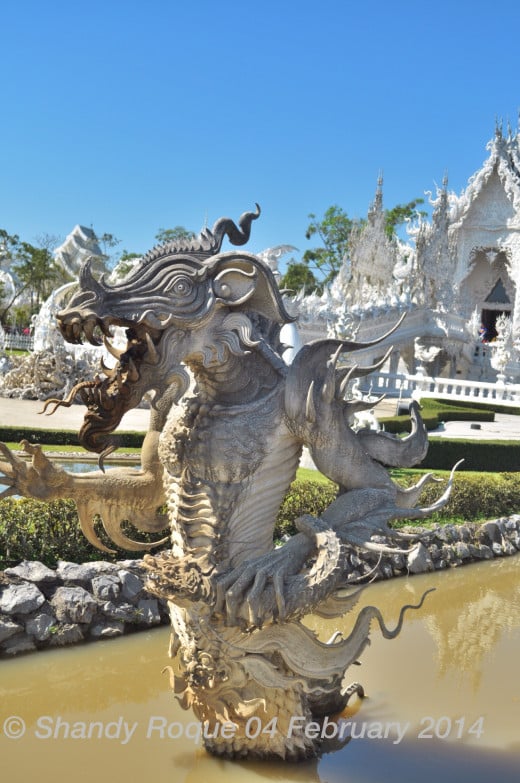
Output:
[0,206,457,760]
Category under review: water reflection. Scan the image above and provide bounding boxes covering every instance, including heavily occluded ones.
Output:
[422,558,520,689]
[1,556,519,783]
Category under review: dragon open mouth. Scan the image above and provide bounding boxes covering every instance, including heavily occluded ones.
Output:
[43,314,180,468]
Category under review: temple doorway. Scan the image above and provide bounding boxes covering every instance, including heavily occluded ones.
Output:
[480,277,512,340]
[480,308,510,341]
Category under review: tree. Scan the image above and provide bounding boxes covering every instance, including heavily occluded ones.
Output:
[384,198,427,238]
[111,250,142,280]
[96,232,121,255]
[155,226,196,244]
[279,262,320,294]
[34,232,62,255]
[0,228,21,263]
[0,230,27,325]
[302,205,364,288]
[291,197,427,292]
[86,230,122,272]
[12,242,65,313]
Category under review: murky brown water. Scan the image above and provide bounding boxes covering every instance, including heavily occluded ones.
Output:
[1,555,519,783]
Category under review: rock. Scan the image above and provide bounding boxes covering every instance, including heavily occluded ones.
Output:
[118,569,144,601]
[478,521,502,546]
[389,553,406,570]
[435,525,457,544]
[100,601,139,622]
[48,623,84,646]
[91,574,120,602]
[1,633,37,655]
[89,621,125,639]
[492,542,504,556]
[454,541,471,560]
[0,583,46,614]
[136,598,161,626]
[495,518,508,534]
[0,617,24,643]
[56,561,102,583]
[407,542,434,574]
[50,586,97,624]
[25,612,58,642]
[4,560,57,583]
[87,561,121,576]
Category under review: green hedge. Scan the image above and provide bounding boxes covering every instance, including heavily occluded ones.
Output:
[3,471,520,568]
[0,426,144,449]
[420,438,520,472]
[394,470,520,524]
[379,399,495,435]
[274,479,338,539]
[0,498,166,569]
[0,480,340,568]
[421,396,520,416]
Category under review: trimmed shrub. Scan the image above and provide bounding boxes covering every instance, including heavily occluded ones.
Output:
[396,470,520,524]
[0,498,166,569]
[274,479,338,539]
[379,411,438,434]
[421,396,520,416]
[0,426,144,449]
[379,399,494,435]
[2,471,520,569]
[0,480,340,566]
[420,438,520,472]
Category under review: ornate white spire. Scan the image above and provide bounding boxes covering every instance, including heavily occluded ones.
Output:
[368,171,384,221]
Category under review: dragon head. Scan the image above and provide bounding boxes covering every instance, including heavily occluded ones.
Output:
[55,206,294,461]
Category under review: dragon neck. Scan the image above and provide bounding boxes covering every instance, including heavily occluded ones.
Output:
[187,347,281,406]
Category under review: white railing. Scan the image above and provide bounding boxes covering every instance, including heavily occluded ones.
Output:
[0,334,34,351]
[359,371,520,406]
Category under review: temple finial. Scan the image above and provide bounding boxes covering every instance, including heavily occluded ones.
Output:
[369,170,384,217]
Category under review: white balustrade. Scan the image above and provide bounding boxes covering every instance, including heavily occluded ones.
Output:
[1,334,34,351]
[358,371,520,406]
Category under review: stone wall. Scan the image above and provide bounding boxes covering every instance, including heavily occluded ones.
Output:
[345,515,520,581]
[0,559,169,657]
[1,515,519,658]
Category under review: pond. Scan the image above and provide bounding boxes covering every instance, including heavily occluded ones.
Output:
[1,555,519,782]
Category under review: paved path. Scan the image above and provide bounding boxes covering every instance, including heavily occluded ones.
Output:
[1,396,520,441]
[351,397,520,441]
[0,397,150,433]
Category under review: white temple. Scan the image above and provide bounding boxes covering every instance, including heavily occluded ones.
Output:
[296,123,520,386]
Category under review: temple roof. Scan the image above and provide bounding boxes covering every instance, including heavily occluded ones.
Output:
[442,125,520,228]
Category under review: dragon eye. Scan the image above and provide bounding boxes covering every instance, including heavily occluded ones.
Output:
[172,277,192,296]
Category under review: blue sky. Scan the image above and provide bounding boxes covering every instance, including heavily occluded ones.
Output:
[1,0,519,265]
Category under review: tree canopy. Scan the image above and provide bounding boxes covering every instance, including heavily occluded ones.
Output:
[0,230,69,325]
[279,198,426,294]
[155,226,196,244]
[384,198,426,238]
